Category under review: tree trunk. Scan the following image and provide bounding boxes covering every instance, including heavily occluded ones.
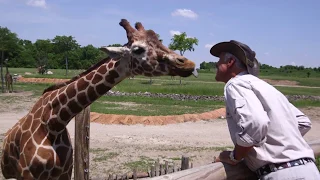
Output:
[0,51,4,93]
[65,55,68,76]
[179,51,184,85]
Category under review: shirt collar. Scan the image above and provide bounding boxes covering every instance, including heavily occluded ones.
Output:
[224,71,249,91]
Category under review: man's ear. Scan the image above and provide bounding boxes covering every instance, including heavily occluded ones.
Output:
[99,46,129,58]
[227,58,236,68]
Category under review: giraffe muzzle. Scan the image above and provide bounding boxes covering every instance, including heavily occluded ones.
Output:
[192,68,198,78]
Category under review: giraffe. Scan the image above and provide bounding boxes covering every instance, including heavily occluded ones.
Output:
[0,19,198,180]
[4,59,13,93]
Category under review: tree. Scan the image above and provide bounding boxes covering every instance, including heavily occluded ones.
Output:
[168,32,199,84]
[34,39,53,68]
[168,32,198,56]
[0,26,20,92]
[52,35,80,76]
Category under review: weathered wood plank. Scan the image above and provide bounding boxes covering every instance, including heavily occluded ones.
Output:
[74,106,90,180]
[144,140,320,180]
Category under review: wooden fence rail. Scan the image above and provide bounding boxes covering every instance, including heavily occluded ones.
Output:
[74,106,320,180]
[145,140,320,180]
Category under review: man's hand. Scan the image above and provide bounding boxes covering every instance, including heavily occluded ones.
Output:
[214,151,238,166]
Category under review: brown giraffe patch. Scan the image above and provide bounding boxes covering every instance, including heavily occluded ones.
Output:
[34,107,44,119]
[67,99,82,114]
[59,108,71,121]
[48,118,65,133]
[65,83,77,99]
[29,157,45,178]
[76,92,89,106]
[108,61,114,69]
[56,146,69,165]
[58,93,68,106]
[39,171,49,180]
[86,71,95,81]
[49,90,58,101]
[87,86,98,102]
[77,78,89,92]
[21,115,32,131]
[92,74,103,84]
[97,65,108,74]
[96,83,110,96]
[30,119,41,132]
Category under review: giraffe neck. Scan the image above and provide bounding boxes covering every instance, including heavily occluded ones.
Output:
[45,57,130,134]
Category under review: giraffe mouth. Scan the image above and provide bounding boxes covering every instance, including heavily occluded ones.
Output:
[192,69,198,78]
[171,67,198,78]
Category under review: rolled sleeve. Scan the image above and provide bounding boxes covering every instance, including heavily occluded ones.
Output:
[289,103,312,136]
[225,83,270,147]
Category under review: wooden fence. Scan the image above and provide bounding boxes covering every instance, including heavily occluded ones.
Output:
[74,106,320,180]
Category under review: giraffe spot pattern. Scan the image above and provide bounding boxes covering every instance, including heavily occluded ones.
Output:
[76,92,89,106]
[77,78,89,92]
[67,99,82,114]
[87,86,98,102]
[97,65,108,74]
[92,74,103,84]
[66,83,77,99]
[59,108,71,122]
[108,61,114,69]
[86,71,95,81]
[58,93,68,106]
[29,157,45,179]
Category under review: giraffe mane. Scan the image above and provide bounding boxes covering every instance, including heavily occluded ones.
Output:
[42,57,112,94]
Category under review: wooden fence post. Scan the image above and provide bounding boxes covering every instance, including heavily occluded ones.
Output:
[74,106,91,180]
[181,156,189,170]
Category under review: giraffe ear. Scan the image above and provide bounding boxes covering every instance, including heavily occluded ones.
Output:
[100,46,130,58]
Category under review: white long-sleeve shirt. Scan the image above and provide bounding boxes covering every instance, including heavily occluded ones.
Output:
[224,71,314,171]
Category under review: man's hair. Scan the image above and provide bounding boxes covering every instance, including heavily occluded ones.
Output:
[224,52,247,70]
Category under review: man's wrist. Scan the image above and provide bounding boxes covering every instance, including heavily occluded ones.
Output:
[229,150,242,163]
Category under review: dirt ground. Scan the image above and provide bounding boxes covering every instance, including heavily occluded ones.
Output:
[0,87,320,179]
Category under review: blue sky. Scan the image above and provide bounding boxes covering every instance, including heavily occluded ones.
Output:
[0,0,319,68]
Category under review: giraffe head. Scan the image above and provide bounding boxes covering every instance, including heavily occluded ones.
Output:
[100,19,198,78]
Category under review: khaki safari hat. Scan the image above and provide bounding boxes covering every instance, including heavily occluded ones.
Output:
[210,40,260,77]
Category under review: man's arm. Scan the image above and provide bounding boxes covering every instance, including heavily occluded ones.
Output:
[289,103,312,136]
[216,83,270,165]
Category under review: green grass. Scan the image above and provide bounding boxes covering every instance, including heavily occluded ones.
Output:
[93,152,119,162]
[2,67,320,116]
[124,156,155,172]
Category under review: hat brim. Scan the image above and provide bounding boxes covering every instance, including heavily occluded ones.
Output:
[210,42,246,64]
[210,42,260,77]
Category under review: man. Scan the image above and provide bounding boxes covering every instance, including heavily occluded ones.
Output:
[210,40,320,179]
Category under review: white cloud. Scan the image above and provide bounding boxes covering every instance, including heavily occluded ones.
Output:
[291,62,296,66]
[171,9,198,19]
[169,30,181,36]
[205,44,214,49]
[26,0,46,9]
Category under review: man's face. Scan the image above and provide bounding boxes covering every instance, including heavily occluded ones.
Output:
[215,53,229,82]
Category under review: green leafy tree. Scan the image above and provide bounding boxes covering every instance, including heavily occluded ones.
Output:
[168,32,198,84]
[52,35,80,75]
[0,26,20,92]
[168,32,198,56]
[34,39,53,68]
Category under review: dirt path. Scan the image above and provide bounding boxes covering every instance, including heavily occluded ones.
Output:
[1,106,319,179]
[17,77,320,89]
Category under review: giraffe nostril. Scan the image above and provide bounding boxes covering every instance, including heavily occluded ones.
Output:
[176,58,185,65]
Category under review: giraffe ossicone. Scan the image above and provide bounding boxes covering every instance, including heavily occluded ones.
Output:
[1,19,197,180]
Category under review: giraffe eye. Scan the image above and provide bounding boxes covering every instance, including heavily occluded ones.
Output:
[132,47,146,55]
